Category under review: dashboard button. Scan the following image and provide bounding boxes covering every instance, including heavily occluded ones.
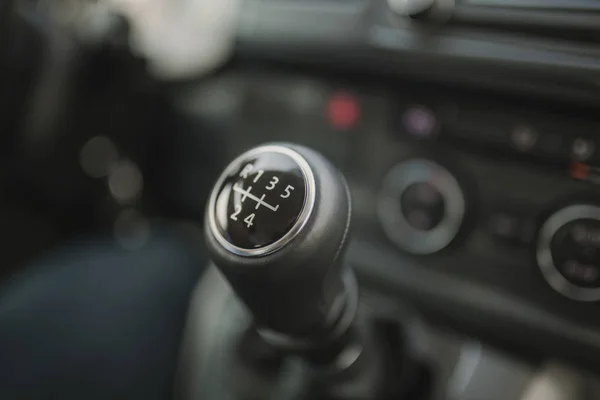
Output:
[537,205,600,301]
[401,105,438,139]
[571,137,596,162]
[378,159,465,254]
[488,210,536,245]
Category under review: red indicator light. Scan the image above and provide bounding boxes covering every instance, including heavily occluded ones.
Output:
[570,162,590,180]
[326,92,359,131]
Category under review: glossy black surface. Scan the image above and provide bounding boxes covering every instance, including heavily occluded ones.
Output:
[214,151,307,250]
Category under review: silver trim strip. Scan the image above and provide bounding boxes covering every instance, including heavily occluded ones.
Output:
[208,145,316,257]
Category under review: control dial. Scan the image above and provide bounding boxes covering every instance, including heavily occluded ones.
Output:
[377,159,465,254]
[537,205,600,301]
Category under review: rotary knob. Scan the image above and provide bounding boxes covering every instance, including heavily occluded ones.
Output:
[537,205,600,301]
[377,159,465,255]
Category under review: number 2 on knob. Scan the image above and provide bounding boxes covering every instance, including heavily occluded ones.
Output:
[230,206,255,228]
[230,205,242,221]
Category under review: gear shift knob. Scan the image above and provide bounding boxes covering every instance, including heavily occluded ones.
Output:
[204,143,354,346]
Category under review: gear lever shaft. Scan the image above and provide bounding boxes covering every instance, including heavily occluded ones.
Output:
[204,143,381,398]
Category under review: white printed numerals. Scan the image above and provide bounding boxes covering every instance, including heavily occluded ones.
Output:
[253,170,264,183]
[264,177,295,199]
[239,164,265,184]
[265,176,279,190]
[230,205,242,221]
[230,207,255,228]
[280,185,294,198]
[229,170,298,229]
[243,213,255,227]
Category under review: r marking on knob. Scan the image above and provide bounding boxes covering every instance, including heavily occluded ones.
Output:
[239,163,254,179]
[233,184,280,212]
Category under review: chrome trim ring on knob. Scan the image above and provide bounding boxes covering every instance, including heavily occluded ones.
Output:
[377,159,465,255]
[208,145,316,257]
[537,204,600,302]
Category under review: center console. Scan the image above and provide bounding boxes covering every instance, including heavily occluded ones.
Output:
[177,68,600,386]
[5,0,600,398]
[172,0,600,398]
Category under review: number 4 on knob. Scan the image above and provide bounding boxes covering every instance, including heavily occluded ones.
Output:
[244,213,255,227]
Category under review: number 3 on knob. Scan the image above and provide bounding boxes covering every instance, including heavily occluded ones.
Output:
[266,177,279,190]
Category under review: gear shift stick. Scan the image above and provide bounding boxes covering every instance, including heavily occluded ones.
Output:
[204,143,380,396]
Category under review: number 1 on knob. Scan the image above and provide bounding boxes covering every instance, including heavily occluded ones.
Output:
[253,170,264,183]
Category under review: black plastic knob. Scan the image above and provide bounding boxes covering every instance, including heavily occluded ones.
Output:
[211,147,311,254]
[205,143,353,341]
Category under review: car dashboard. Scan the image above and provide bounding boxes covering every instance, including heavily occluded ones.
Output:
[4,0,600,399]
[179,64,600,390]
[179,0,600,395]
